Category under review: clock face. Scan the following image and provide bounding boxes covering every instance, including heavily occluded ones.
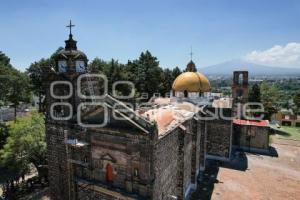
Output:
[76,61,85,72]
[58,60,67,73]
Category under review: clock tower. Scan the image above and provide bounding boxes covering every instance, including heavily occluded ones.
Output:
[45,21,90,200]
[56,20,88,75]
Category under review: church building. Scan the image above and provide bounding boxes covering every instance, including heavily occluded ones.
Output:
[45,23,241,200]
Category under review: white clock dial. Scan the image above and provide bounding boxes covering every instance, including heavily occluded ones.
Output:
[76,60,85,72]
[58,60,67,73]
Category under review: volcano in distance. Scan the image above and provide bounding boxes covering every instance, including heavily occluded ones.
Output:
[198,59,300,76]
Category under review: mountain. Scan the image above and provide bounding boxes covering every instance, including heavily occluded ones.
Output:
[198,59,300,76]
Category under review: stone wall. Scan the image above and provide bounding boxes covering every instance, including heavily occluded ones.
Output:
[233,125,270,151]
[206,108,232,160]
[152,118,197,200]
[198,120,206,170]
[46,124,71,200]
[183,121,193,197]
[88,129,152,198]
[190,118,199,183]
[153,128,180,200]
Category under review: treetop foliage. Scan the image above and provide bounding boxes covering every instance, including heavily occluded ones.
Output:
[249,83,261,103]
[0,53,31,107]
[0,51,11,67]
[294,91,300,113]
[0,112,46,178]
[87,50,182,98]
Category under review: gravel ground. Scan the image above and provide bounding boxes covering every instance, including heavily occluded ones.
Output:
[211,139,300,200]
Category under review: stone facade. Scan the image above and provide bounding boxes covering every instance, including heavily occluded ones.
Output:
[153,127,181,200]
[44,30,237,200]
[44,72,234,200]
[233,123,270,152]
[232,71,249,118]
[152,118,204,200]
[232,71,249,103]
[46,124,71,200]
[205,108,232,161]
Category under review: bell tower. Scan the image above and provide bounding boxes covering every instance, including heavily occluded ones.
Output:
[232,71,249,118]
[45,21,89,200]
[55,20,88,75]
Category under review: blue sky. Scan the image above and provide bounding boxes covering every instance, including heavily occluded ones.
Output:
[1,0,300,71]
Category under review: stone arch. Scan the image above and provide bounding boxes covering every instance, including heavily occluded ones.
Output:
[101,153,116,163]
[238,73,243,85]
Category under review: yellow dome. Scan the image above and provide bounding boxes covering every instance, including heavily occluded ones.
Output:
[172,72,211,92]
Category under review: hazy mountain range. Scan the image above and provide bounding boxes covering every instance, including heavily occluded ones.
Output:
[198,59,300,76]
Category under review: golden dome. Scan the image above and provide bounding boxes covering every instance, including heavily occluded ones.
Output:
[172,72,211,92]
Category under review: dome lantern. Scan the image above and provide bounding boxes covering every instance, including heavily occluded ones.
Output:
[186,60,197,72]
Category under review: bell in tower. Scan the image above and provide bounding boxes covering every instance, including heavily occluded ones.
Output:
[55,20,88,75]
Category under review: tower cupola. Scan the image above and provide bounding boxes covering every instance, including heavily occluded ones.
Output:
[55,20,88,74]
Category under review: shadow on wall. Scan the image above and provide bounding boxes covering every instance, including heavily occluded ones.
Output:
[190,152,248,200]
[269,146,279,157]
[221,151,248,171]
[190,160,220,200]
[271,128,291,137]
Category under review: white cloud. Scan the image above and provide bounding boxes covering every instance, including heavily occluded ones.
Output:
[244,42,300,67]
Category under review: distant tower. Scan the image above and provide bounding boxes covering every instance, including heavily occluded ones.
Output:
[232,71,249,118]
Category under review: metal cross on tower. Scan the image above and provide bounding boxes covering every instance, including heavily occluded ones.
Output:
[66,20,75,35]
[190,46,193,61]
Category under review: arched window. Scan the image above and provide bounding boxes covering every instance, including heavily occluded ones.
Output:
[134,168,139,177]
[238,74,243,85]
[184,90,188,98]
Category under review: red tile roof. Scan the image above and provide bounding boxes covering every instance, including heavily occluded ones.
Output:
[233,119,269,127]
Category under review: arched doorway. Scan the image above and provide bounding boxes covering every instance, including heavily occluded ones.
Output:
[105,163,114,184]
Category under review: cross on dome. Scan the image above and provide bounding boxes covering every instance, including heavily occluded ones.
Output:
[66,20,75,36]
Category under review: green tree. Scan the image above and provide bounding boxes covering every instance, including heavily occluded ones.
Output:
[0,123,9,149]
[0,51,11,66]
[172,66,182,79]
[0,64,31,119]
[248,83,262,117]
[26,58,52,112]
[0,113,47,179]
[88,57,133,97]
[161,68,173,96]
[0,64,12,104]
[260,82,280,120]
[8,72,31,120]
[26,47,62,112]
[127,51,163,98]
[107,59,132,96]
[293,90,300,113]
[88,57,107,74]
[249,83,261,103]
